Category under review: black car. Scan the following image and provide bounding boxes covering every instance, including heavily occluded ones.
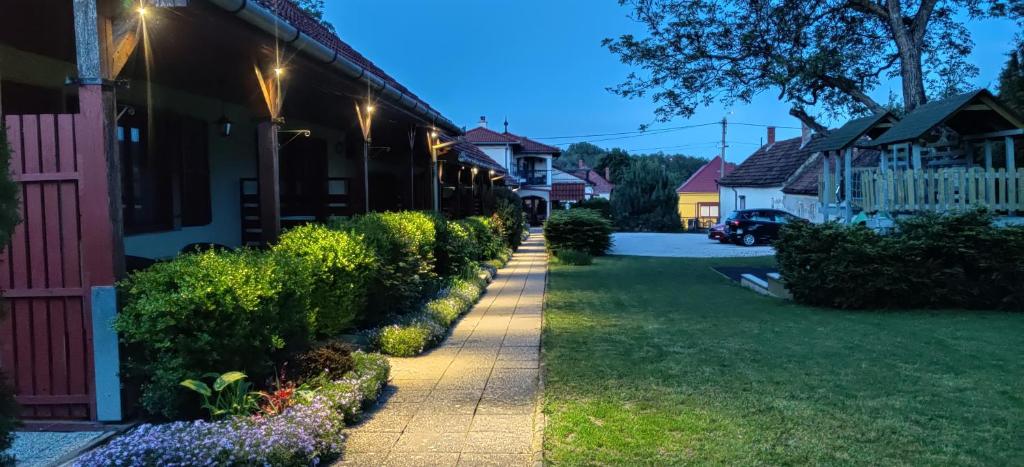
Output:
[707,223,729,243]
[724,209,804,246]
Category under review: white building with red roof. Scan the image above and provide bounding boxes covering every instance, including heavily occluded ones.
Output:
[464,117,562,224]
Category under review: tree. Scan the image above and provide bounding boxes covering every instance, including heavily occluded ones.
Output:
[0,126,21,464]
[605,0,1019,129]
[611,157,681,232]
[554,142,606,172]
[998,40,1024,111]
[594,148,631,181]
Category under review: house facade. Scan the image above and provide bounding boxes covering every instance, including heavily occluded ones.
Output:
[0,0,502,421]
[570,160,614,200]
[465,118,562,224]
[718,127,821,220]
[676,155,735,229]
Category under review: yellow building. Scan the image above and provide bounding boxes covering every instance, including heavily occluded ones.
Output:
[676,156,735,230]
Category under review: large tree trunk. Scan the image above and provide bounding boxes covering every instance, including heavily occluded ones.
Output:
[895,36,928,111]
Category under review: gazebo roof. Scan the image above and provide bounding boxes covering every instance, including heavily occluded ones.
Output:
[804,112,897,153]
[869,89,1024,146]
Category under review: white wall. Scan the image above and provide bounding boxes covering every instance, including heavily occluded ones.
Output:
[782,193,821,222]
[480,146,511,171]
[718,186,786,216]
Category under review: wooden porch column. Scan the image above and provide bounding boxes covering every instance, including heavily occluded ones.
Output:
[257,121,280,243]
[844,148,853,222]
[1007,136,1017,215]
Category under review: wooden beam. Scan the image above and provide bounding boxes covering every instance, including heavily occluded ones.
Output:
[109,20,138,79]
[963,129,1024,140]
[844,148,853,222]
[257,121,280,244]
[980,95,1024,129]
[1007,136,1017,216]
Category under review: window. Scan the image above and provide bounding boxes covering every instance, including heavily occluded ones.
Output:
[738,195,746,210]
[120,112,211,234]
[698,203,719,218]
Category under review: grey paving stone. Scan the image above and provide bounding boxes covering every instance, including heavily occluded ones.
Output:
[392,431,465,453]
[343,431,401,453]
[469,414,534,433]
[457,453,533,466]
[461,431,533,453]
[405,413,475,433]
[382,452,460,467]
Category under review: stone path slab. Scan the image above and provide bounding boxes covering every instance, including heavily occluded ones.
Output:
[336,233,547,466]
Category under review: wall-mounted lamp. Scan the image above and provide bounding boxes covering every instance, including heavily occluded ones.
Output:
[216,114,233,137]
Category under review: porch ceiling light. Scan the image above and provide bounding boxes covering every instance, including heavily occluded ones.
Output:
[217,115,233,138]
[366,105,375,113]
[274,67,285,77]
[137,6,147,16]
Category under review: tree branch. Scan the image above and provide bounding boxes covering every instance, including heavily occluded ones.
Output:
[789,106,829,133]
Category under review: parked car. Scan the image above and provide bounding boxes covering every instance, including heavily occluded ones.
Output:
[707,223,729,243]
[724,209,805,246]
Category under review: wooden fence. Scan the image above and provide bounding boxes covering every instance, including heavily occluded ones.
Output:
[854,167,1024,213]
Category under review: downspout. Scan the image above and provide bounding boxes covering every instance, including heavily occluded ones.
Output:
[206,0,461,134]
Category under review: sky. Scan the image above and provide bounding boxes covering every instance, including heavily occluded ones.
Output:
[326,0,1019,163]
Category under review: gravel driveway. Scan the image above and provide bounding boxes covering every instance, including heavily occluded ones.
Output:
[609,232,775,258]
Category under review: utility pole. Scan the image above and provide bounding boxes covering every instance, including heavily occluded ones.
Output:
[719,116,728,179]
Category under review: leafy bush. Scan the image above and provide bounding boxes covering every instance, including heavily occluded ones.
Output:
[372,317,445,357]
[0,370,17,466]
[291,341,354,383]
[273,224,378,336]
[544,209,613,256]
[331,212,437,317]
[556,249,593,266]
[434,217,476,278]
[459,216,505,260]
[116,249,305,419]
[775,210,1024,310]
[491,188,525,250]
[425,296,467,327]
[180,371,260,421]
[449,277,484,306]
[573,198,612,219]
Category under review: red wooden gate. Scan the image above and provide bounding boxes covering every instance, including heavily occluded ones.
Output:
[0,114,96,419]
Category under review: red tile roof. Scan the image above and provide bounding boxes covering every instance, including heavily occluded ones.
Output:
[782,148,880,195]
[571,168,615,195]
[551,183,586,201]
[464,127,561,155]
[676,156,736,193]
[464,127,520,144]
[719,136,823,187]
[439,134,506,174]
[254,0,446,123]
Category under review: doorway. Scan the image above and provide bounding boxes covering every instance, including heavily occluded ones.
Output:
[522,195,548,226]
[279,136,328,220]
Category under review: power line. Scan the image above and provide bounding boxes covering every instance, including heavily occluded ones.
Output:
[622,141,722,153]
[536,122,719,141]
[731,122,802,130]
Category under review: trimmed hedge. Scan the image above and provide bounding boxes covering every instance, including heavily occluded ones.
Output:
[331,212,437,318]
[459,216,505,261]
[434,216,476,278]
[545,208,613,256]
[775,210,1024,310]
[372,317,445,357]
[492,188,525,250]
[572,198,612,219]
[556,249,593,266]
[273,225,378,336]
[116,249,306,419]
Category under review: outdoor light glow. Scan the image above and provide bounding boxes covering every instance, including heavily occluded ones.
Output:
[274,67,284,76]
[366,105,375,113]
[137,6,147,16]
[431,131,438,138]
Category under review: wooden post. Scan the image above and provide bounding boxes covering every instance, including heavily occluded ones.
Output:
[408,126,416,209]
[844,148,853,222]
[1008,136,1017,215]
[911,144,922,170]
[822,153,831,210]
[257,121,280,243]
[362,140,370,213]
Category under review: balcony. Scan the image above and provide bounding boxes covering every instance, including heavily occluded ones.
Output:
[510,169,550,187]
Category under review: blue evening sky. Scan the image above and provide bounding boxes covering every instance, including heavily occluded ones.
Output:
[328,1,1019,163]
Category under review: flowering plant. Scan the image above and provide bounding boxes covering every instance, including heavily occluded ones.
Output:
[180,371,261,420]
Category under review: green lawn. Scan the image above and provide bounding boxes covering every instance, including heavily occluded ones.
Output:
[542,255,1024,466]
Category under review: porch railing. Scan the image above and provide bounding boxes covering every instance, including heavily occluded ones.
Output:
[851,167,1024,213]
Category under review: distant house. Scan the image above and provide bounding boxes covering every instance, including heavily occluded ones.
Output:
[782,148,880,221]
[571,160,615,200]
[676,155,735,229]
[718,127,821,219]
[464,117,562,224]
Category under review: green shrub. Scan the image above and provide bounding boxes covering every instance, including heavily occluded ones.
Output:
[459,216,504,260]
[0,370,17,466]
[372,317,445,357]
[348,351,390,405]
[449,277,484,306]
[775,210,1024,310]
[491,188,525,250]
[291,341,355,383]
[573,198,612,219]
[556,249,593,265]
[273,224,378,336]
[425,296,466,327]
[433,216,476,278]
[544,208,613,256]
[332,211,437,317]
[115,249,305,419]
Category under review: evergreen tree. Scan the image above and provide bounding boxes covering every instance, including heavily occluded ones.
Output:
[0,125,21,463]
[611,158,680,232]
[998,41,1024,111]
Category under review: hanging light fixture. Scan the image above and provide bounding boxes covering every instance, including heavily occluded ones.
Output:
[217,114,233,137]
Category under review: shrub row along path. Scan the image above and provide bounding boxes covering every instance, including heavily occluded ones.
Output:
[337,232,547,466]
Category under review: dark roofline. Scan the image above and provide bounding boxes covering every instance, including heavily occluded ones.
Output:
[869,89,1024,146]
[804,112,897,153]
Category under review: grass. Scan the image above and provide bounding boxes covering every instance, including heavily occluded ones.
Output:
[543,255,1024,465]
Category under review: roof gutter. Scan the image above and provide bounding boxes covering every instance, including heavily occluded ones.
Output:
[205,0,462,135]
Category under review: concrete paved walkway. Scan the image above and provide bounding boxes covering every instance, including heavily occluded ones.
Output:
[337,233,547,467]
